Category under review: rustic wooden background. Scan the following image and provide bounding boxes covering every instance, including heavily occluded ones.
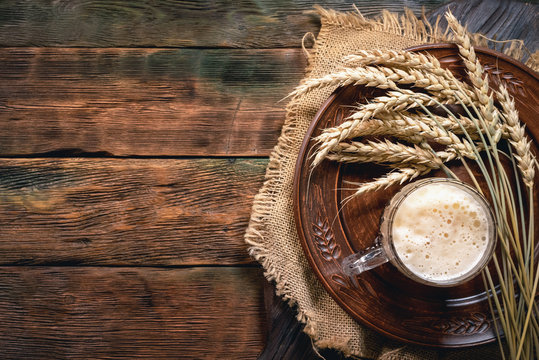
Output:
[0,0,536,359]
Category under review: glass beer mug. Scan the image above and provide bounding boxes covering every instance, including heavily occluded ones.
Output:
[342,178,497,287]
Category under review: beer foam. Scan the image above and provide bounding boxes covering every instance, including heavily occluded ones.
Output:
[392,182,490,282]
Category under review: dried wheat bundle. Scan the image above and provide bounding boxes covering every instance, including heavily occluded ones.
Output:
[288,16,509,195]
[289,10,537,359]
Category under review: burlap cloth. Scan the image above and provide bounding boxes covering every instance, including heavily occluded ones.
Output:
[245,7,537,359]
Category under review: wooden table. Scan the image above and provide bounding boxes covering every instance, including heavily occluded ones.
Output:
[0,1,535,359]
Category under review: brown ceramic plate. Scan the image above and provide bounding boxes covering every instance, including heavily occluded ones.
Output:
[293,44,539,347]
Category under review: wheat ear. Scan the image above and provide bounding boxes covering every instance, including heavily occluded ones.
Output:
[291,65,474,102]
[446,12,496,126]
[344,111,478,158]
[497,85,536,188]
[336,118,424,143]
[317,90,444,143]
[312,90,446,167]
[376,66,477,102]
[400,112,477,135]
[328,140,453,167]
[343,166,430,200]
[289,67,399,99]
[374,110,479,137]
[344,50,477,100]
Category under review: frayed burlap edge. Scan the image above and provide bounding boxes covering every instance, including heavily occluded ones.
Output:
[315,6,538,70]
[245,6,537,359]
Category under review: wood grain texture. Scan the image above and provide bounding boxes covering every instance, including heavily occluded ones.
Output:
[2,6,537,157]
[0,266,266,359]
[0,1,534,360]
[0,0,446,48]
[0,48,304,156]
[0,158,266,266]
[429,0,538,55]
[259,281,345,360]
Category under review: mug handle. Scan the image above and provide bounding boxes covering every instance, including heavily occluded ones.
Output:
[342,236,389,277]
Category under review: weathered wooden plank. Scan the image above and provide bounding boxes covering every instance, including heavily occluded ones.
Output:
[0,158,266,266]
[0,47,303,156]
[428,0,538,55]
[259,281,343,360]
[0,266,266,359]
[0,0,447,48]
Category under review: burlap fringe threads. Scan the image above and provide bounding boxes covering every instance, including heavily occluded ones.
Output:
[316,6,537,70]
